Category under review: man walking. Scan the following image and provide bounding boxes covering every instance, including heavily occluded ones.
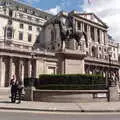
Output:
[10,75,17,103]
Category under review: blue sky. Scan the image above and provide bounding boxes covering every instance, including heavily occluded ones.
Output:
[20,0,120,42]
[22,0,84,12]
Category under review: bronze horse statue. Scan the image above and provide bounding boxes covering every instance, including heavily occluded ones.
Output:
[54,15,88,48]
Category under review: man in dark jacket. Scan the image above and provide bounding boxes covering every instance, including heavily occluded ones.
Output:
[10,75,17,103]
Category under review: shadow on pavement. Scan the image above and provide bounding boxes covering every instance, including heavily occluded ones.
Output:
[0,101,12,104]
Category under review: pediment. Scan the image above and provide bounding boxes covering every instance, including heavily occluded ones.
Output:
[79,13,108,28]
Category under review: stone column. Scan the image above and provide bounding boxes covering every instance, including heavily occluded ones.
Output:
[99,30,102,44]
[81,22,84,32]
[27,59,31,78]
[0,56,2,87]
[87,25,91,42]
[9,57,13,82]
[94,28,98,43]
[19,59,23,81]
[32,59,36,78]
[104,32,108,44]
[82,23,84,32]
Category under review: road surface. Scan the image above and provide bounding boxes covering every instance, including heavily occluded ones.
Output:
[0,110,120,120]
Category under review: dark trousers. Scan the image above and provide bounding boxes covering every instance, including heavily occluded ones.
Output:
[18,89,22,103]
[11,90,17,103]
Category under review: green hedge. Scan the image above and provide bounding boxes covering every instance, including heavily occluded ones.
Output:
[24,74,106,90]
[36,74,106,90]
[24,78,38,87]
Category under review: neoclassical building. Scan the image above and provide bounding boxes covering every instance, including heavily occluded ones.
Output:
[36,11,119,80]
[0,0,53,87]
[0,0,119,87]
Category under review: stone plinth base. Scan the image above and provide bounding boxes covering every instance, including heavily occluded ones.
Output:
[24,87,35,101]
[56,49,86,74]
[33,90,108,103]
[108,86,119,101]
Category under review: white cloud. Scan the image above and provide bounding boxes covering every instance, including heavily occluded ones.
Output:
[16,0,39,4]
[45,6,61,15]
[24,0,39,3]
[83,0,120,42]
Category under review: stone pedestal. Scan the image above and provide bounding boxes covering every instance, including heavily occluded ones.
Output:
[24,87,35,101]
[108,86,119,101]
[56,49,86,74]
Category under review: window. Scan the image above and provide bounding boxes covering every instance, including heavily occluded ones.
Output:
[105,55,108,60]
[28,16,32,21]
[19,32,23,40]
[28,34,32,42]
[20,23,24,29]
[36,18,39,22]
[37,27,41,31]
[19,13,23,18]
[51,30,54,41]
[9,9,13,17]
[104,48,106,52]
[8,19,12,25]
[92,46,96,57]
[47,67,56,74]
[90,26,94,41]
[77,22,81,30]
[7,27,13,39]
[99,47,101,50]
[28,25,32,31]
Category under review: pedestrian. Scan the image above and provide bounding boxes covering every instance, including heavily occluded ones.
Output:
[10,75,17,103]
[17,80,24,104]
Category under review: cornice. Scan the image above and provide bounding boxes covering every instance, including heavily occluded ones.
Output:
[0,13,44,27]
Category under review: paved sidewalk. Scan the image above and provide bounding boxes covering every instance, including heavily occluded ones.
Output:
[0,97,120,112]
[0,88,120,112]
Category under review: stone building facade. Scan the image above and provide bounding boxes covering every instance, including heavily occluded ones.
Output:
[36,11,120,84]
[0,0,53,87]
[0,0,119,87]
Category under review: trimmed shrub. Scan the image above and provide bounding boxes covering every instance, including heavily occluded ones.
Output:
[24,78,38,87]
[36,74,106,90]
[24,74,106,90]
